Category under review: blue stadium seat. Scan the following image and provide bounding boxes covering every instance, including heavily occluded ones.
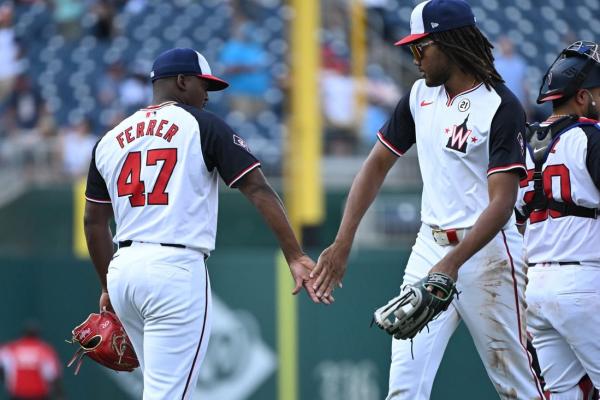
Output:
[17,0,596,164]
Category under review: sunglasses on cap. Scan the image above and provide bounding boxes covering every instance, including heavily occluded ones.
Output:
[409,40,435,62]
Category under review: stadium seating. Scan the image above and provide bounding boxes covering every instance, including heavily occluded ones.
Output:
[394,0,599,104]
[10,0,600,169]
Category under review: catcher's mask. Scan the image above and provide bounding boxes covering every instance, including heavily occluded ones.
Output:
[537,40,600,104]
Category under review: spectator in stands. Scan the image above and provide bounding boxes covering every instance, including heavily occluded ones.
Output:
[320,44,358,155]
[58,116,97,179]
[0,73,56,171]
[234,0,271,22]
[98,108,126,137]
[90,0,118,40]
[362,0,401,43]
[494,36,530,114]
[51,0,84,41]
[119,61,152,114]
[97,61,125,108]
[361,64,401,148]
[4,74,55,137]
[0,320,64,400]
[0,4,21,105]
[97,60,143,132]
[219,20,271,118]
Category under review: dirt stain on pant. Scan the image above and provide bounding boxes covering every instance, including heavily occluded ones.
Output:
[480,260,509,302]
[495,385,518,400]
[489,345,509,377]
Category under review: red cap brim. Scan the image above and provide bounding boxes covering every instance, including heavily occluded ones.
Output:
[394,32,430,46]
[198,74,229,91]
[537,93,563,103]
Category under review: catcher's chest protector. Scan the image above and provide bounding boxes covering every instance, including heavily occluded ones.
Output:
[524,115,599,219]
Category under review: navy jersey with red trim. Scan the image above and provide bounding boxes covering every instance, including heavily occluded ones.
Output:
[378,80,526,229]
[516,120,600,264]
[85,101,260,252]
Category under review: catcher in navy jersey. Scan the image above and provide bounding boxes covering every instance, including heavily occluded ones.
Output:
[83,48,330,399]
[516,41,600,400]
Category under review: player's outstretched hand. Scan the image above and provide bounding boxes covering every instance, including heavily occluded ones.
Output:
[288,255,334,304]
[310,242,349,302]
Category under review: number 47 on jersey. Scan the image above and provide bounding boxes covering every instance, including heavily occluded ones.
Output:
[117,149,177,207]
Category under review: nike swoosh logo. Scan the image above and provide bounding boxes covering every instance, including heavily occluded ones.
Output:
[420,100,433,107]
[533,147,544,154]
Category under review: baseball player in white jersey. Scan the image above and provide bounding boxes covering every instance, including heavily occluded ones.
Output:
[83,48,329,399]
[311,1,544,398]
[515,41,600,400]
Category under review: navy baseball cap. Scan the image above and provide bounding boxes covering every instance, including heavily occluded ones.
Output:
[150,48,229,91]
[395,0,476,46]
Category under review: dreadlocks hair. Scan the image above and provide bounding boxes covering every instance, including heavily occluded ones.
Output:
[431,25,504,90]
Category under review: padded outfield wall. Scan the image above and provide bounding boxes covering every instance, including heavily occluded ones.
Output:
[0,186,497,400]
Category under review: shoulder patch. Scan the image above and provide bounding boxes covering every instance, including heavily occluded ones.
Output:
[233,134,250,151]
[517,131,524,156]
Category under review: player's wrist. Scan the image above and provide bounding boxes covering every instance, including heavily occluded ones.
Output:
[332,237,352,252]
[282,248,306,264]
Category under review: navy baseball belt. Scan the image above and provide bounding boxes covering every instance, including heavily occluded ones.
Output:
[118,240,186,249]
[527,261,581,267]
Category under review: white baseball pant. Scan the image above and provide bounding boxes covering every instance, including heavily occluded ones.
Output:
[527,263,600,399]
[386,224,544,400]
[107,242,212,400]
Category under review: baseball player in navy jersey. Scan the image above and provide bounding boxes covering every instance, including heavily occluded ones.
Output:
[83,48,329,399]
[311,0,544,398]
[516,41,600,400]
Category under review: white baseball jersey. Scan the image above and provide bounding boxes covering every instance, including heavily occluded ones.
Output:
[378,79,527,229]
[85,101,260,252]
[379,80,544,399]
[516,119,600,264]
